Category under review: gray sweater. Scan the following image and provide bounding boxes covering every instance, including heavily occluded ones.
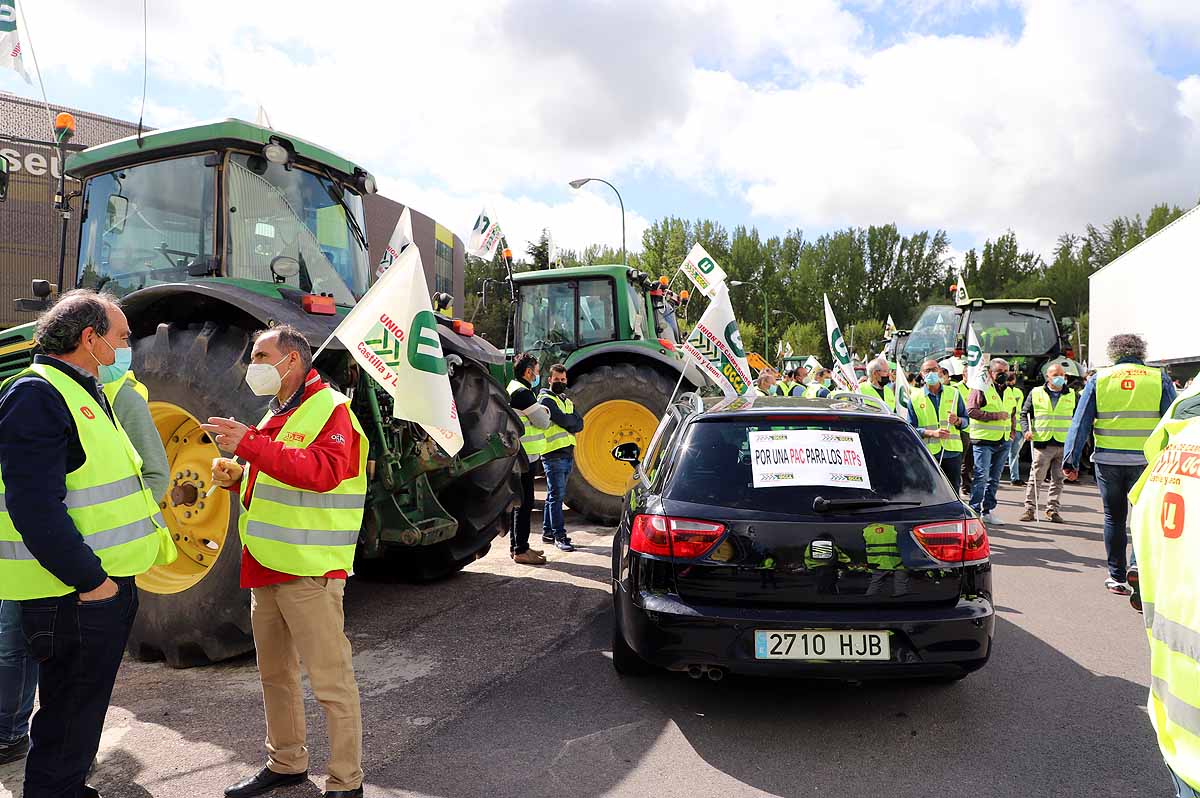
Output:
[112,380,171,501]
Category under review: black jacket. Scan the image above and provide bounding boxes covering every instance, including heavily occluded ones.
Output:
[0,355,115,593]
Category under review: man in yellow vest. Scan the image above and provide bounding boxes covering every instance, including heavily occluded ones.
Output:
[803,368,833,398]
[1127,380,1200,797]
[1018,363,1073,523]
[0,365,169,770]
[908,359,969,493]
[0,290,174,796]
[859,357,897,411]
[1003,372,1026,486]
[1065,334,1176,595]
[204,325,367,797]
[507,353,549,565]
[968,357,1016,524]
[539,364,584,552]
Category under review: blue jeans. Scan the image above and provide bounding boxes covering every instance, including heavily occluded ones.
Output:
[938,453,962,495]
[1171,767,1200,797]
[1095,462,1144,582]
[541,454,573,541]
[0,598,37,743]
[1007,435,1023,481]
[969,442,1008,514]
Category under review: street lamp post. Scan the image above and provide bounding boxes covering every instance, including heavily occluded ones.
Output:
[569,177,626,265]
[729,280,768,358]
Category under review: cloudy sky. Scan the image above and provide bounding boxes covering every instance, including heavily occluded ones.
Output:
[4,0,1200,263]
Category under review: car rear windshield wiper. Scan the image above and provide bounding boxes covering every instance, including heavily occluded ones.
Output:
[812,496,923,513]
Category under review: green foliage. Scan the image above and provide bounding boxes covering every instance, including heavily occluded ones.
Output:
[462,251,515,346]
[850,319,885,359]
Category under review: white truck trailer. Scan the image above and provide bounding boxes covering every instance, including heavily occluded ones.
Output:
[1088,205,1200,376]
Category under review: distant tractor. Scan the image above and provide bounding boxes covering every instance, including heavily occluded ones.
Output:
[906,297,1083,383]
[0,119,522,666]
[506,266,702,523]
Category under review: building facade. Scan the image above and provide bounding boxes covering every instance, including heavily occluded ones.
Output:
[0,91,465,328]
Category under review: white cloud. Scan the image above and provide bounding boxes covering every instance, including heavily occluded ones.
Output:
[10,0,1200,260]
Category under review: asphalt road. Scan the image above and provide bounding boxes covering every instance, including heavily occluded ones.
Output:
[0,478,1169,798]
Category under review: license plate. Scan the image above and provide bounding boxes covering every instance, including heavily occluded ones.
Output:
[754,630,891,661]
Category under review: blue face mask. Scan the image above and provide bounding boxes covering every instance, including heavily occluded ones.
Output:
[96,336,132,384]
[924,372,941,387]
[822,378,833,388]
[530,373,540,389]
[1050,375,1066,389]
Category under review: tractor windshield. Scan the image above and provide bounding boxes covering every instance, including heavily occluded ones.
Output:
[905,304,960,365]
[967,306,1058,356]
[75,151,369,305]
[224,153,368,304]
[516,278,617,353]
[77,154,217,296]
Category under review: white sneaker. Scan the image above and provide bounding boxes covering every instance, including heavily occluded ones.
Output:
[1105,578,1133,596]
[981,512,1003,526]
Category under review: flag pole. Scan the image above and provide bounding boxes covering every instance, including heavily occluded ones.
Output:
[14,0,55,138]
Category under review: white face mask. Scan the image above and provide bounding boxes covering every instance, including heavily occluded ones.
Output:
[245,355,291,396]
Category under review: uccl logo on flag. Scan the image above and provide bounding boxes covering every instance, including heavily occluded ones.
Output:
[358,312,447,387]
[831,329,850,364]
[966,343,982,368]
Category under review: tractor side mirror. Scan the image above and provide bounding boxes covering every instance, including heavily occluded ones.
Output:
[105,195,129,234]
[0,154,9,202]
[612,442,641,466]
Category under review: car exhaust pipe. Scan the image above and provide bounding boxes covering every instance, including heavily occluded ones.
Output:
[706,667,725,682]
[687,665,704,679]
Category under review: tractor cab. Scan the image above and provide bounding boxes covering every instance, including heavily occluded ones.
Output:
[63,119,374,310]
[953,297,1080,382]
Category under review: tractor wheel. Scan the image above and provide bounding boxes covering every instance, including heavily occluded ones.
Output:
[126,321,262,667]
[567,364,676,525]
[393,358,522,581]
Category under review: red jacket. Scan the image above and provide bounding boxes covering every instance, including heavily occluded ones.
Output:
[232,370,362,588]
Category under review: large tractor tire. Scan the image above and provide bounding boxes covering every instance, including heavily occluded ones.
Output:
[126,321,262,667]
[567,364,676,525]
[391,358,523,582]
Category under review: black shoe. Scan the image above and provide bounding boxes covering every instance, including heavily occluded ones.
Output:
[225,767,309,797]
[541,534,556,544]
[1011,479,1025,486]
[80,787,101,798]
[1128,567,1142,613]
[0,734,29,765]
[325,790,364,798]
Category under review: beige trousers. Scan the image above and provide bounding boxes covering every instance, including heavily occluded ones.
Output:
[250,577,363,790]
[1024,443,1065,513]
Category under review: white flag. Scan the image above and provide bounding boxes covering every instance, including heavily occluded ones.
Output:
[803,355,823,373]
[467,207,503,260]
[894,363,913,417]
[823,294,857,390]
[680,242,728,299]
[255,104,273,129]
[884,314,897,340]
[0,0,31,84]
[680,286,753,400]
[376,207,413,279]
[333,244,464,456]
[546,229,558,267]
[955,273,970,305]
[965,324,988,391]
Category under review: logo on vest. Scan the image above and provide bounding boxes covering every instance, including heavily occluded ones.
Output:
[330,433,346,445]
[282,432,307,443]
[1161,492,1185,539]
[1121,378,1136,391]
[80,406,95,419]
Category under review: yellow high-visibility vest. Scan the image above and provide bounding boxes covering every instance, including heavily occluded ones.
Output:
[1130,408,1200,792]
[911,387,964,456]
[508,380,547,457]
[1030,386,1076,444]
[859,382,896,411]
[102,370,148,403]
[538,392,577,455]
[969,384,1009,442]
[1094,363,1163,452]
[239,387,367,576]
[0,364,174,600]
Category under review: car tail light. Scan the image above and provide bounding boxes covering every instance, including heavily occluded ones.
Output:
[911,519,989,564]
[630,514,725,560]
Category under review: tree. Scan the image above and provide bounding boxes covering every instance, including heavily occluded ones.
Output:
[462,253,516,345]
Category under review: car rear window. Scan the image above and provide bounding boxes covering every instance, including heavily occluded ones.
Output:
[662,415,958,514]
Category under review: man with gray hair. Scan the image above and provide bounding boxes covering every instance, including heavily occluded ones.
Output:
[0,289,174,795]
[967,357,1016,524]
[1065,333,1176,595]
[858,356,897,411]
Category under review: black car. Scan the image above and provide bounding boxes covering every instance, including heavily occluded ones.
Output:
[609,392,993,682]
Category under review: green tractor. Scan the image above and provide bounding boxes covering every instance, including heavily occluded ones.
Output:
[504,266,702,523]
[0,120,522,666]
